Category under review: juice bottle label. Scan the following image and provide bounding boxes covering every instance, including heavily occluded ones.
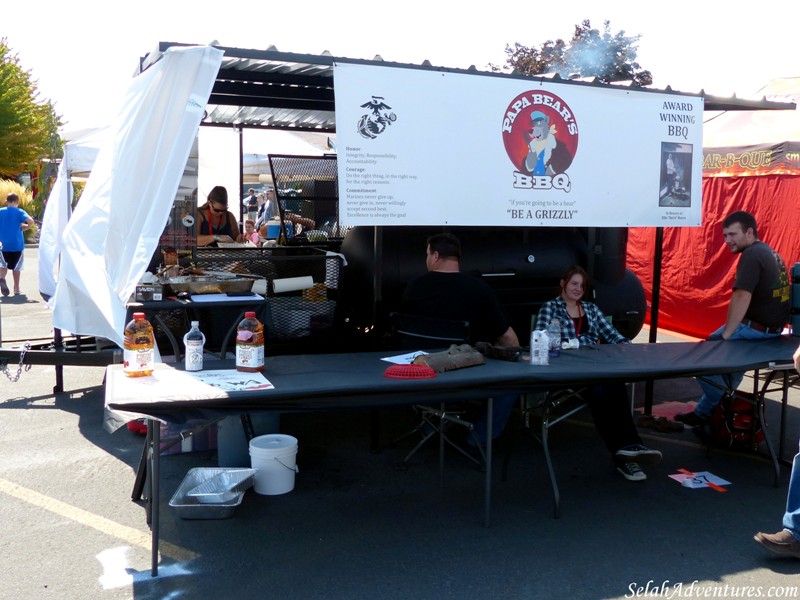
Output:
[124,347,154,375]
[236,343,264,369]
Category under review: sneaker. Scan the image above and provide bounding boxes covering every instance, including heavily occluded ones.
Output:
[615,444,662,466]
[674,411,706,427]
[754,530,800,559]
[0,278,8,296]
[616,461,646,481]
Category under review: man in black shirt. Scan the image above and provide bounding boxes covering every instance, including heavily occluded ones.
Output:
[676,210,790,426]
[402,233,519,444]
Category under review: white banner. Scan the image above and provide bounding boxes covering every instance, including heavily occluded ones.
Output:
[333,62,703,227]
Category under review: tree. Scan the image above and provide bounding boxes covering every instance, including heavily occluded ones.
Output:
[0,38,62,179]
[493,20,653,87]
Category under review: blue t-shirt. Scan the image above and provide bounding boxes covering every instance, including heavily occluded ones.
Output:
[0,205,31,252]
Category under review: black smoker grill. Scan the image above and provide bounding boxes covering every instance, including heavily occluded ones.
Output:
[337,225,646,349]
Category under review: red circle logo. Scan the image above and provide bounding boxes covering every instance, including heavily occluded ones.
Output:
[502,91,579,175]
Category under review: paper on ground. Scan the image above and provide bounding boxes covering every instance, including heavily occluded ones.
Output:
[669,471,731,489]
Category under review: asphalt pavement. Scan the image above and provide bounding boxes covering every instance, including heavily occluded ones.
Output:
[1,247,799,600]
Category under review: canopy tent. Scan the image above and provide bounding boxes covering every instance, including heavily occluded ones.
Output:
[50,46,223,346]
[37,42,794,346]
[241,129,332,184]
[38,127,107,299]
[626,77,800,339]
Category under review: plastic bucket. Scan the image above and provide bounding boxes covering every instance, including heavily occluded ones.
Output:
[249,434,299,495]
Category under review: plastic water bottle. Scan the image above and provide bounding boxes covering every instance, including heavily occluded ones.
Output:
[123,312,155,377]
[236,311,265,372]
[547,319,562,357]
[530,329,549,366]
[183,321,206,372]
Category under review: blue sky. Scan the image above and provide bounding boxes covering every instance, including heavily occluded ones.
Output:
[5,0,797,132]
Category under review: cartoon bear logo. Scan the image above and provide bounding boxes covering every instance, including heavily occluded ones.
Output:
[502,91,579,191]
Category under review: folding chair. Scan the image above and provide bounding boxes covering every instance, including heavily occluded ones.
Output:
[510,314,589,518]
[388,312,486,469]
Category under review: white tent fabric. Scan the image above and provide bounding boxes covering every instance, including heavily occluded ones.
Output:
[703,77,800,147]
[51,46,223,346]
[38,128,107,299]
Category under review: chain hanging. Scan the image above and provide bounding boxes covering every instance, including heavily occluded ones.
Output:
[1,342,31,382]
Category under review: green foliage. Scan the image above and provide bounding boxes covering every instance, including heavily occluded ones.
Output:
[492,20,653,87]
[0,38,63,178]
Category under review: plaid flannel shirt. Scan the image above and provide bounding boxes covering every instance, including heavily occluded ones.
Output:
[535,297,628,346]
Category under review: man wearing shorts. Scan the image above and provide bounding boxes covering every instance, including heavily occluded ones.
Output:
[0,193,35,296]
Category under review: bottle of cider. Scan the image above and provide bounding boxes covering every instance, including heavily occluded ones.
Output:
[123,312,155,377]
[236,311,264,372]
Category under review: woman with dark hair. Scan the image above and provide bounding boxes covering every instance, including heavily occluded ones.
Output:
[197,186,243,247]
[534,266,662,482]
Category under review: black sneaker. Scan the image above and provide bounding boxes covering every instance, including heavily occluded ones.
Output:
[0,278,8,297]
[616,461,646,482]
[615,444,662,466]
[674,411,706,428]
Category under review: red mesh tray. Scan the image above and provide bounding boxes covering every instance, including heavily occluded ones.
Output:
[384,364,436,379]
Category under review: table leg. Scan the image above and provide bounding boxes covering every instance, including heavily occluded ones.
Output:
[149,418,161,577]
[484,397,493,528]
[131,437,148,501]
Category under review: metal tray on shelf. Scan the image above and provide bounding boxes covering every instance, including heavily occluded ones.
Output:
[160,275,255,296]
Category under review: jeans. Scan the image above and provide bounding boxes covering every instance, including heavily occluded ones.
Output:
[693,323,780,419]
[584,382,641,455]
[471,394,518,445]
[783,440,800,540]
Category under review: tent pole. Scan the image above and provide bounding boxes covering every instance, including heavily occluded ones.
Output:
[238,127,244,232]
[644,226,664,414]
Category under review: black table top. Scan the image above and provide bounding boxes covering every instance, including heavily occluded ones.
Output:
[105,336,798,424]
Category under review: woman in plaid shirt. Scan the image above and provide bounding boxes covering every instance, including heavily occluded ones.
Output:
[535,266,662,482]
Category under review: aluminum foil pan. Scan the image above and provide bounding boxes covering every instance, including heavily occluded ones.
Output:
[169,467,255,519]
[187,468,257,503]
[161,275,255,296]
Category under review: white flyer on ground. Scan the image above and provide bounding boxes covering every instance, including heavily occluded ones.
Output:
[669,471,731,489]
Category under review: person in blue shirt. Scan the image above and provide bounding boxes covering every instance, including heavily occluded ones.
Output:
[535,265,662,482]
[0,193,35,296]
[754,343,800,559]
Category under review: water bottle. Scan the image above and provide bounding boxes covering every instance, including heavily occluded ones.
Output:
[530,329,549,366]
[547,319,562,357]
[236,311,265,372]
[183,320,206,372]
[123,312,155,377]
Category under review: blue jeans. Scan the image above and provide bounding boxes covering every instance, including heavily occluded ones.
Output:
[693,323,779,419]
[471,394,518,445]
[783,440,800,539]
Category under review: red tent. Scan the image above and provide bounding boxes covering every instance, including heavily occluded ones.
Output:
[627,78,800,339]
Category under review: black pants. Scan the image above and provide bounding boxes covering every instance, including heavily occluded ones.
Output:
[584,382,642,456]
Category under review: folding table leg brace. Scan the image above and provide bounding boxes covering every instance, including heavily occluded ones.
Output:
[697,372,780,486]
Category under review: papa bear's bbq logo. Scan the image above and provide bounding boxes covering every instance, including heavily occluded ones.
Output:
[502,91,579,192]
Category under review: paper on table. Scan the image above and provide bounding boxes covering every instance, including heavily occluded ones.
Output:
[381,351,429,365]
[189,293,265,303]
